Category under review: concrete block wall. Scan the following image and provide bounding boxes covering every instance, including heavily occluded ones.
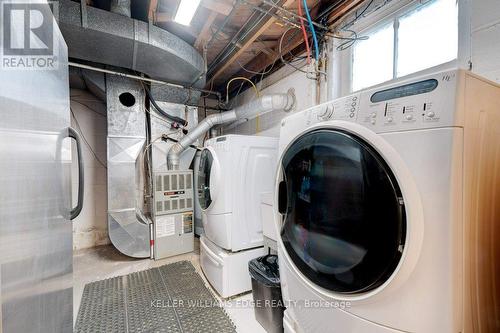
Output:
[70,89,109,250]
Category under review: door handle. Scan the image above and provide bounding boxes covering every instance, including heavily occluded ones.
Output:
[68,127,84,220]
[56,127,84,220]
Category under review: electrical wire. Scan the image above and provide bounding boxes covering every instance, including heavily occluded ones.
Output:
[298,0,311,64]
[302,0,319,61]
[279,27,310,74]
[226,77,260,104]
[336,29,368,50]
[340,0,375,31]
[236,58,276,76]
[207,1,277,76]
[70,107,107,169]
[329,0,377,51]
[142,83,188,127]
[70,99,106,117]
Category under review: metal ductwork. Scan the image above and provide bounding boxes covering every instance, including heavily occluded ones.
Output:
[106,75,150,258]
[59,0,205,103]
[167,91,296,169]
[60,0,210,258]
[110,0,131,17]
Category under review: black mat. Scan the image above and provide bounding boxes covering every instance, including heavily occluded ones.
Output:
[75,261,236,333]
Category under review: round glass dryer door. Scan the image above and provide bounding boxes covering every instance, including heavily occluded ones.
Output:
[278,129,406,294]
[198,148,213,209]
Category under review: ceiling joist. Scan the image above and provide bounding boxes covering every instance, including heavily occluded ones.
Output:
[209,0,296,81]
[327,0,364,24]
[201,0,233,16]
[194,11,219,50]
[148,0,158,22]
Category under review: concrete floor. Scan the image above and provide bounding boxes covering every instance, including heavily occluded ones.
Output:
[73,237,266,333]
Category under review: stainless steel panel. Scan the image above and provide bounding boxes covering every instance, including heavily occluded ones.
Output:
[106,75,150,258]
[0,3,73,332]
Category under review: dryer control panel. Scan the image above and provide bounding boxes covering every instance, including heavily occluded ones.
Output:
[357,70,461,132]
[305,94,361,126]
[299,69,463,133]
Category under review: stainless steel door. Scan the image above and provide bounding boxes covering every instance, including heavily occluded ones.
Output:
[0,2,80,332]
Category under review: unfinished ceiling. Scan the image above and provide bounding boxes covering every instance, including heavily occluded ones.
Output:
[82,0,365,95]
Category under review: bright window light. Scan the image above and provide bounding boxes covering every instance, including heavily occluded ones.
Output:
[397,0,458,77]
[352,23,394,92]
[174,0,201,26]
[350,0,458,92]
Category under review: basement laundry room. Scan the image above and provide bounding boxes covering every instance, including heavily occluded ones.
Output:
[0,0,499,332]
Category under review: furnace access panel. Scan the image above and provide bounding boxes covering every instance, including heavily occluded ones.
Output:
[152,170,194,259]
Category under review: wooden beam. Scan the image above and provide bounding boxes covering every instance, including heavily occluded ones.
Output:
[209,25,253,51]
[327,0,365,24]
[148,0,158,22]
[194,11,219,50]
[209,0,295,81]
[201,0,233,16]
[155,12,172,22]
[231,29,304,83]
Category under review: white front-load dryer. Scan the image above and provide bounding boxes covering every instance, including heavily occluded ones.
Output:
[198,134,279,297]
[274,69,500,332]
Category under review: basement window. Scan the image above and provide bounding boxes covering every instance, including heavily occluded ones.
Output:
[351,0,458,92]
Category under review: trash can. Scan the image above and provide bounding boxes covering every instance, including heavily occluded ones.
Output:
[249,255,284,333]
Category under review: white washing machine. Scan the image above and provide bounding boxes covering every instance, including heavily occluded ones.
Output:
[198,134,279,297]
[274,69,500,333]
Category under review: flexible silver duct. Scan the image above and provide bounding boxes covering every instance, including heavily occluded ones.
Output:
[167,91,295,169]
[167,111,237,169]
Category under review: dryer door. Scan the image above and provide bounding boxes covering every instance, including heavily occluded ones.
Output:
[278,128,406,294]
[197,148,214,210]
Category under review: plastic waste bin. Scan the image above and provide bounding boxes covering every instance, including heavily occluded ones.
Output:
[249,255,284,333]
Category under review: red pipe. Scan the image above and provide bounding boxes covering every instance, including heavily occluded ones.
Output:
[298,0,311,64]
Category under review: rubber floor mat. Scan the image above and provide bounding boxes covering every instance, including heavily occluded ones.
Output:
[75,261,236,333]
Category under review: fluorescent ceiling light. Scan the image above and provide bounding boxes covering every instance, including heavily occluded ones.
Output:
[174,0,201,26]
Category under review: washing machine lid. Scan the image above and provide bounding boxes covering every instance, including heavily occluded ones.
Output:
[278,128,406,294]
[198,148,213,210]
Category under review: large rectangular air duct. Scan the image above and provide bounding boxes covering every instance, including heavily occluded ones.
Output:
[106,75,150,258]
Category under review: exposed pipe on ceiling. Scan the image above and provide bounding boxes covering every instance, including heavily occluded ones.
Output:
[207,2,274,77]
[68,61,222,100]
[167,91,296,170]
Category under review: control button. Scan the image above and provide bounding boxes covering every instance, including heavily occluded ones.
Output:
[427,111,435,118]
[371,112,377,118]
[351,102,357,107]
[405,114,413,121]
[370,119,376,125]
[387,117,393,123]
